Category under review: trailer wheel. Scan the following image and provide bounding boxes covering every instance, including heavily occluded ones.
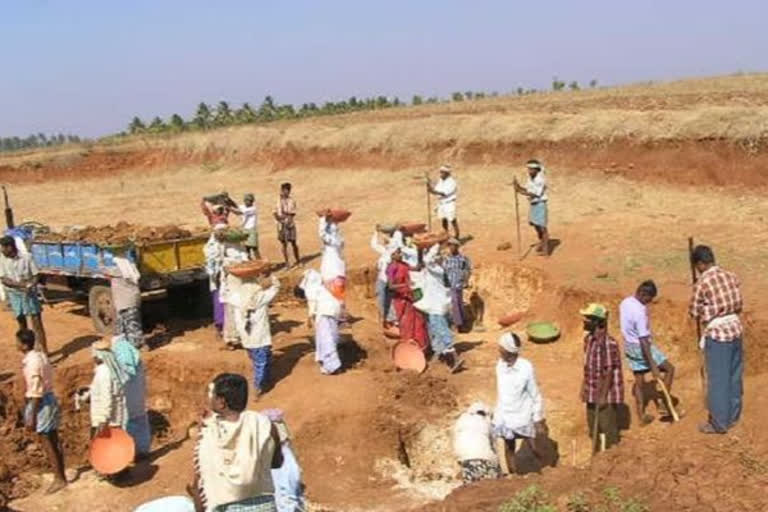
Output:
[89,285,114,334]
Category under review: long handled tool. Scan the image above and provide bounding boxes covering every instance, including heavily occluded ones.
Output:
[513,184,522,258]
[591,406,600,456]
[424,172,432,231]
[3,185,15,229]
[688,236,707,407]
[656,378,680,422]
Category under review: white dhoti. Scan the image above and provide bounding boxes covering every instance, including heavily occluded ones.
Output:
[437,201,457,222]
[315,315,341,375]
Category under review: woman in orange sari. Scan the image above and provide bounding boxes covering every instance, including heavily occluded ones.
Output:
[387,248,428,351]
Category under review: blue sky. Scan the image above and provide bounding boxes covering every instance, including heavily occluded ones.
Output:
[1,0,765,137]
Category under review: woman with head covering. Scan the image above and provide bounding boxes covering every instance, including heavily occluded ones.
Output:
[204,226,228,338]
[386,248,428,351]
[296,269,343,375]
[90,339,129,441]
[112,335,152,457]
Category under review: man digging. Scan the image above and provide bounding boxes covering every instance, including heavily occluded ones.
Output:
[620,280,681,425]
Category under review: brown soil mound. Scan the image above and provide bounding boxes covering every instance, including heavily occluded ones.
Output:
[35,221,205,245]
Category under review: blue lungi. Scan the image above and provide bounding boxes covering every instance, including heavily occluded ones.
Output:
[528,201,548,228]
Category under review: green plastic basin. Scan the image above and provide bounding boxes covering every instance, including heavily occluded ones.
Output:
[526,322,560,342]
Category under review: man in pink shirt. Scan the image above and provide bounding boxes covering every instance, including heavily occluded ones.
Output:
[18,329,67,494]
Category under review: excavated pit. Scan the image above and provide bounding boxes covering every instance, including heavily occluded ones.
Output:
[3,262,766,510]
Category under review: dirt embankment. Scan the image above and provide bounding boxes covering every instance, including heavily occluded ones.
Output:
[3,137,767,190]
[3,74,768,188]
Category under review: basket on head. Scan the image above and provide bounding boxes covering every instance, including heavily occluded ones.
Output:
[228,260,272,279]
[412,231,449,249]
[89,427,135,475]
[222,228,249,243]
[399,223,427,236]
[316,208,352,223]
[377,223,397,235]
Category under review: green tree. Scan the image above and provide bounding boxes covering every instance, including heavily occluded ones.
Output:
[552,77,566,91]
[517,87,524,95]
[258,96,276,121]
[451,92,464,102]
[589,79,598,88]
[235,103,257,124]
[194,102,212,129]
[464,91,473,100]
[412,95,423,105]
[569,80,580,91]
[129,116,146,134]
[148,117,166,133]
[169,114,185,132]
[214,101,233,126]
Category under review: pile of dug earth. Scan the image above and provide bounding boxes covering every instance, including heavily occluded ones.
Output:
[34,222,208,245]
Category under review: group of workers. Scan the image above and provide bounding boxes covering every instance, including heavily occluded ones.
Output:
[452,244,744,483]
[2,158,747,511]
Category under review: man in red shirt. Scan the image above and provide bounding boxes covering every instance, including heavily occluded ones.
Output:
[580,303,624,452]
[689,245,744,434]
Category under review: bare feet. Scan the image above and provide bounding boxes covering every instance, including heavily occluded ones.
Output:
[45,479,67,495]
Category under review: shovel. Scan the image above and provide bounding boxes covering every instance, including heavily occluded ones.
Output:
[656,378,680,422]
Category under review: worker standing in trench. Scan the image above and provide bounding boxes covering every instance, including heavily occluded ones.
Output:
[580,304,624,452]
[689,245,745,435]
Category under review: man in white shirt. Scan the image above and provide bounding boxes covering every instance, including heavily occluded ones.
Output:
[240,193,261,260]
[514,159,550,256]
[453,402,501,484]
[0,236,48,353]
[428,165,460,240]
[493,332,548,474]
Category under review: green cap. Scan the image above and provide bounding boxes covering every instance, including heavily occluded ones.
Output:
[579,303,608,320]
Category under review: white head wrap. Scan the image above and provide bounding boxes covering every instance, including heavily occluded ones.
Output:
[467,401,491,415]
[498,332,520,353]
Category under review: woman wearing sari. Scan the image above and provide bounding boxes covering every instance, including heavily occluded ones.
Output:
[112,335,152,457]
[387,248,428,351]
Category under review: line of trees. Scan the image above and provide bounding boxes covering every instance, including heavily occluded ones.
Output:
[0,133,85,153]
[125,79,601,136]
[552,78,598,91]
[123,90,508,135]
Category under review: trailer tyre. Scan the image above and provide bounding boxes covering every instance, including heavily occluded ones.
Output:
[89,285,114,334]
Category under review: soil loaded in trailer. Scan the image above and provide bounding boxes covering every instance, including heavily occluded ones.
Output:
[29,234,209,333]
